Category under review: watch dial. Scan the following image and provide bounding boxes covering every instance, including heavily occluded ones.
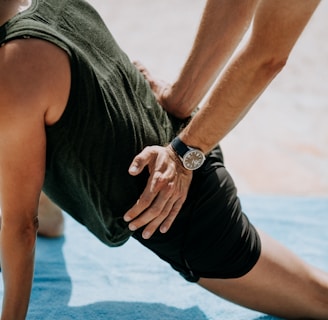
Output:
[184,150,205,170]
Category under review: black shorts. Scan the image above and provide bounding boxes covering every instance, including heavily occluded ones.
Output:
[132,145,261,282]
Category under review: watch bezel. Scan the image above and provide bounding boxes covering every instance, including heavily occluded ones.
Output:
[170,137,205,170]
[182,148,206,170]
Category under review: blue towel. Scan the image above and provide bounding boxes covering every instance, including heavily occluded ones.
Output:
[0,195,327,319]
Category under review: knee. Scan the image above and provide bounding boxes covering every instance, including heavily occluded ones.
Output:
[259,55,288,78]
[38,192,65,237]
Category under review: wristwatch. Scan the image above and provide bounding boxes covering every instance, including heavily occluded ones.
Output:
[170,137,205,170]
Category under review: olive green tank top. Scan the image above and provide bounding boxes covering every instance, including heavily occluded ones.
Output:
[0,0,185,246]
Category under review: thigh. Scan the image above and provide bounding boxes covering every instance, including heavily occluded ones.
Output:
[198,229,328,319]
[133,145,261,282]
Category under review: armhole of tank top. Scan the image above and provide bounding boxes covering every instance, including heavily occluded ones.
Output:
[18,0,37,15]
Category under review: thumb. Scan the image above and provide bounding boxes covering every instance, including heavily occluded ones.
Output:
[128,149,150,176]
[128,162,141,175]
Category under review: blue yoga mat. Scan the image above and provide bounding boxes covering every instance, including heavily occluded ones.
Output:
[1,195,327,319]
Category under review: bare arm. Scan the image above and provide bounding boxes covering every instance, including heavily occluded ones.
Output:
[0,122,44,320]
[124,0,259,236]
[161,0,259,118]
[0,38,70,319]
[125,0,321,237]
[180,0,321,152]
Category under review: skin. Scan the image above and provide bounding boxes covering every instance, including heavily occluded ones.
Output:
[37,192,64,238]
[124,0,321,238]
[1,1,328,319]
[125,0,328,317]
[199,230,328,319]
[0,3,70,316]
[0,0,64,239]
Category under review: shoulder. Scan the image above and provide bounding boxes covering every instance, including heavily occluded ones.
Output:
[0,38,70,124]
[0,38,65,88]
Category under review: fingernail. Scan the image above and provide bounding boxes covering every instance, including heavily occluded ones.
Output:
[142,231,150,239]
[129,166,138,173]
[160,226,167,233]
[129,224,137,231]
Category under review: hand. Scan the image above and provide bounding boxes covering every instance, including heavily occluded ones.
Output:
[124,145,192,239]
[134,61,190,119]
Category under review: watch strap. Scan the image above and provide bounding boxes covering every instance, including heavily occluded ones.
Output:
[170,137,190,158]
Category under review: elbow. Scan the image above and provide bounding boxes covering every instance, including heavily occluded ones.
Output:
[245,33,290,80]
[259,55,288,78]
[22,217,39,247]
[1,216,39,250]
[19,220,39,251]
[19,216,40,237]
[243,41,289,81]
[22,223,39,252]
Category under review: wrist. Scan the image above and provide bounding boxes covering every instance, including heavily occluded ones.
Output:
[164,83,198,119]
[169,137,205,171]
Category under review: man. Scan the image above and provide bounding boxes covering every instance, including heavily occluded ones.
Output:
[0,1,327,319]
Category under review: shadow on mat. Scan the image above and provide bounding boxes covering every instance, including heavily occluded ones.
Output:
[28,236,209,320]
[28,196,328,320]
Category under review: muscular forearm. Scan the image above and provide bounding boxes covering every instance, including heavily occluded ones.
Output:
[1,226,37,320]
[179,0,320,152]
[180,48,282,152]
[166,0,259,118]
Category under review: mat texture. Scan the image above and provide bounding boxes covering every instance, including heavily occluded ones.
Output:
[1,195,327,320]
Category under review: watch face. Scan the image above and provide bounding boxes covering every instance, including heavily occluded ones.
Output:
[183,150,205,170]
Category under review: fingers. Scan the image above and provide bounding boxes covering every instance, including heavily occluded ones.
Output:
[129,146,175,181]
[129,182,176,239]
[124,145,193,239]
[123,169,176,226]
[128,147,151,176]
[124,172,191,239]
[159,195,186,233]
[133,60,154,84]
[133,60,164,88]
[125,179,187,239]
[133,60,158,94]
[132,60,170,107]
